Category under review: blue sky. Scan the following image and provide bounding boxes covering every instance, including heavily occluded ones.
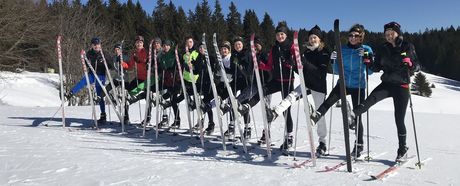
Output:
[83,0,460,33]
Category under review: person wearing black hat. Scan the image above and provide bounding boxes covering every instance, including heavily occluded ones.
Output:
[350,21,419,162]
[266,25,332,156]
[65,37,112,124]
[310,23,375,158]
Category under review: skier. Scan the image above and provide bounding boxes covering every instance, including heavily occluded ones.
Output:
[350,22,419,161]
[65,37,112,124]
[120,35,149,124]
[310,24,374,158]
[265,25,332,156]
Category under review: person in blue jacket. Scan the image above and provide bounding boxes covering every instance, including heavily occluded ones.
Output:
[311,24,374,158]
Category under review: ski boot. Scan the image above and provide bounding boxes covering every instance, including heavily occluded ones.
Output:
[316,142,327,157]
[205,122,215,135]
[280,135,294,155]
[224,123,235,138]
[396,146,409,163]
[220,102,231,115]
[169,119,180,129]
[351,143,364,158]
[97,112,107,125]
[257,129,271,145]
[243,127,252,139]
[157,114,168,129]
[123,115,130,125]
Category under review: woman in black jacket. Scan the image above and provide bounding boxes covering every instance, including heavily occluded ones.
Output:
[351,22,420,162]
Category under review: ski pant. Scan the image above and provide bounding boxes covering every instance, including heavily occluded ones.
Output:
[273,85,327,143]
[317,84,365,145]
[353,83,410,148]
[125,78,148,120]
[161,85,182,122]
[71,74,106,114]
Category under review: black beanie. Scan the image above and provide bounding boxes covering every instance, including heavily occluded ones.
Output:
[254,36,263,46]
[233,36,244,43]
[275,22,289,34]
[384,21,402,35]
[308,25,323,40]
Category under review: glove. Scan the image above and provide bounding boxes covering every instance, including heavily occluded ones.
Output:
[330,51,337,60]
[401,52,412,67]
[358,48,365,57]
[121,62,129,69]
[402,57,412,67]
[363,51,372,66]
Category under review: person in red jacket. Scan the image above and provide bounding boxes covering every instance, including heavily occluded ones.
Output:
[120,35,148,124]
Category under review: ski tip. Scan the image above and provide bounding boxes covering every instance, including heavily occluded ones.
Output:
[294,31,299,38]
[250,33,255,40]
[334,19,339,25]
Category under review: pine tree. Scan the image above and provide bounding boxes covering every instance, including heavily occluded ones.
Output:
[259,12,275,48]
[413,72,432,97]
[226,2,242,40]
[211,0,227,44]
[243,10,260,41]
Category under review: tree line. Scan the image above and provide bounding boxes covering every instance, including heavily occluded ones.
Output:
[2,0,460,84]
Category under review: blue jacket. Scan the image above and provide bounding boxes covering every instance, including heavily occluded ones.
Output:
[333,44,373,89]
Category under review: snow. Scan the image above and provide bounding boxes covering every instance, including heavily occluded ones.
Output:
[1,71,459,185]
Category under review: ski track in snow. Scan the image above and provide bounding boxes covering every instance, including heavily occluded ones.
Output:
[1,71,460,185]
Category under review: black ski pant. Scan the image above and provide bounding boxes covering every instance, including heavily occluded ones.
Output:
[353,83,410,148]
[317,84,365,145]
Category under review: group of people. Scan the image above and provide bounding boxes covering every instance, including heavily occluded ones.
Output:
[65,21,419,162]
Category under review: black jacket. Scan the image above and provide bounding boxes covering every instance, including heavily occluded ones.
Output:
[86,49,109,75]
[229,48,253,87]
[301,46,331,93]
[371,40,420,85]
[269,39,295,83]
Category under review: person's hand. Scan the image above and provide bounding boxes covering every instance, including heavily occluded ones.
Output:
[330,51,337,60]
[122,62,129,69]
[358,48,365,57]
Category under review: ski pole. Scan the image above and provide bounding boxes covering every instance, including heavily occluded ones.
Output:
[402,52,422,168]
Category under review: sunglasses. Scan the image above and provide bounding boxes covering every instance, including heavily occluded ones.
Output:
[348,34,362,38]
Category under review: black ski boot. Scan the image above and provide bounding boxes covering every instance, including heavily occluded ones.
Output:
[205,122,215,135]
[140,116,151,126]
[123,115,130,125]
[396,146,409,162]
[170,119,180,129]
[280,135,294,152]
[157,114,168,129]
[97,112,107,125]
[243,127,251,139]
[351,143,364,158]
[266,109,278,122]
[224,123,235,137]
[258,129,271,145]
[316,142,327,157]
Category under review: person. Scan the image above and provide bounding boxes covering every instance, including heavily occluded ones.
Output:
[351,21,419,162]
[121,35,148,124]
[65,37,112,124]
[310,24,374,158]
[266,25,332,156]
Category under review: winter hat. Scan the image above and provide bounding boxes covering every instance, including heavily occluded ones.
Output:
[254,36,263,46]
[135,35,144,42]
[163,40,172,46]
[275,22,289,34]
[91,37,101,45]
[221,41,231,51]
[349,24,365,34]
[308,25,323,40]
[384,21,402,35]
[233,36,244,44]
[154,37,162,44]
[114,43,122,49]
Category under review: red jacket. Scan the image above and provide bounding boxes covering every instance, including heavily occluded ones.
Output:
[128,48,148,80]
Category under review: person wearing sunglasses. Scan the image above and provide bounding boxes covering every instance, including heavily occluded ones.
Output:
[350,21,419,162]
[310,24,374,158]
